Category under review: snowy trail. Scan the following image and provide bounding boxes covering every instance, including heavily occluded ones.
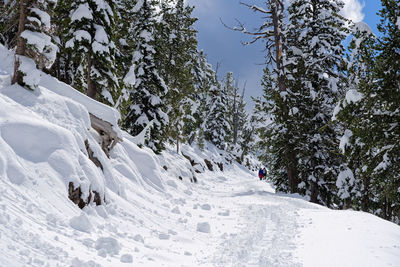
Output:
[195,170,305,267]
[192,167,400,267]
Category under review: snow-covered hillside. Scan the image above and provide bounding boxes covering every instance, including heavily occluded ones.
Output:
[0,44,400,266]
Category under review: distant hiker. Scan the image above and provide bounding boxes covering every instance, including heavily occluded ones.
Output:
[258,168,263,180]
[262,168,267,180]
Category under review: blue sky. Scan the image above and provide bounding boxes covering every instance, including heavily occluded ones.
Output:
[187,0,383,111]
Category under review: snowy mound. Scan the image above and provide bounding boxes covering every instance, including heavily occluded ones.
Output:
[0,44,400,266]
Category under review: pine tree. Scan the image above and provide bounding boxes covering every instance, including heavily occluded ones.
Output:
[155,0,198,151]
[204,75,230,150]
[122,0,168,153]
[372,0,400,221]
[334,22,376,211]
[335,0,400,222]
[0,0,19,47]
[191,50,218,147]
[63,0,119,104]
[12,0,58,89]
[283,0,347,205]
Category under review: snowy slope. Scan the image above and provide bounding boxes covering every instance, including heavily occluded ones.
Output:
[0,44,400,266]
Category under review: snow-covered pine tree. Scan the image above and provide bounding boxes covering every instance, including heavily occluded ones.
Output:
[204,74,230,150]
[222,72,248,159]
[333,22,376,211]
[371,0,400,221]
[191,50,218,148]
[154,0,198,152]
[114,0,143,118]
[0,0,19,47]
[285,0,347,205]
[335,1,400,222]
[63,0,119,105]
[11,0,58,89]
[122,0,168,154]
[253,67,295,191]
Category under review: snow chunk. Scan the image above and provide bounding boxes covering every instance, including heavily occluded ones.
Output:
[171,206,181,214]
[201,204,211,211]
[31,8,51,29]
[71,3,93,22]
[397,17,400,30]
[339,129,353,153]
[336,168,355,193]
[196,222,211,233]
[17,56,41,88]
[120,254,133,263]
[345,89,363,104]
[123,64,136,86]
[95,237,121,256]
[69,213,92,233]
[354,22,373,35]
[158,233,170,240]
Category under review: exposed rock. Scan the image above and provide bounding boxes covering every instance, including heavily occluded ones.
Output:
[163,165,168,171]
[68,182,102,209]
[216,162,223,171]
[85,140,103,171]
[89,113,122,157]
[182,152,205,173]
[68,182,85,209]
[204,159,213,171]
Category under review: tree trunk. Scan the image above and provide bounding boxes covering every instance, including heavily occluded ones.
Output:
[310,179,319,203]
[86,53,97,99]
[361,176,370,212]
[12,0,29,85]
[272,0,299,194]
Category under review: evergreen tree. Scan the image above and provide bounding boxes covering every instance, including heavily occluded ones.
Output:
[191,50,218,147]
[284,0,347,205]
[155,0,198,151]
[122,0,168,153]
[336,0,400,221]
[334,22,377,211]
[63,0,119,104]
[204,75,230,150]
[11,0,58,89]
[0,0,19,47]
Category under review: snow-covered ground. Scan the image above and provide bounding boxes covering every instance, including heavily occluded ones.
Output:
[0,44,400,266]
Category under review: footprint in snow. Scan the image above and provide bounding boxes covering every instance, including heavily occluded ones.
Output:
[201,204,211,211]
[171,206,181,214]
[218,210,230,216]
[159,233,170,240]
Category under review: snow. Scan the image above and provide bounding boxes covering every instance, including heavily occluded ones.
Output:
[397,17,400,30]
[71,3,93,22]
[354,21,373,35]
[15,56,41,88]
[69,213,93,233]
[31,8,51,29]
[1,44,400,266]
[339,129,353,153]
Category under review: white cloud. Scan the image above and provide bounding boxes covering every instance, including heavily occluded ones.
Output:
[340,0,365,23]
[186,0,216,13]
